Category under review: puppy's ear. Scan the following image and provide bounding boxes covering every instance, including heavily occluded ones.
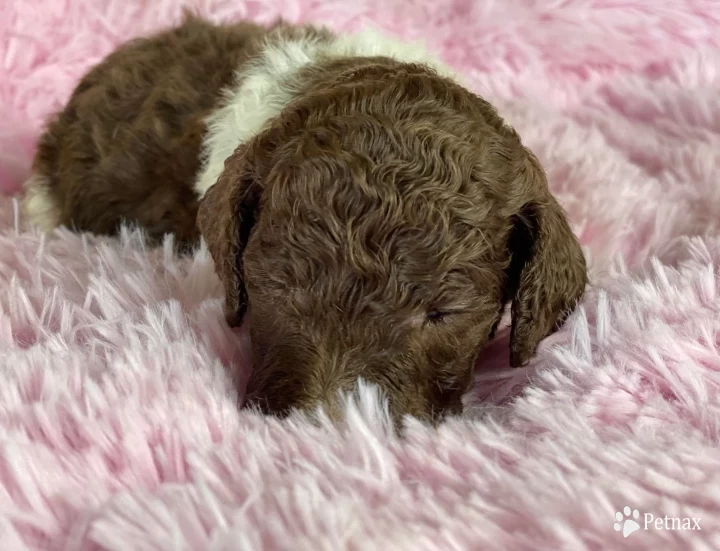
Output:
[197,146,262,327]
[506,154,587,367]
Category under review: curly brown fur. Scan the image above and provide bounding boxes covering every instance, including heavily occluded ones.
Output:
[24,16,274,245]
[199,57,588,423]
[26,17,587,424]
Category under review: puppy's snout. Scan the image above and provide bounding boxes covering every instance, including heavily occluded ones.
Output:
[244,349,360,416]
[244,351,439,427]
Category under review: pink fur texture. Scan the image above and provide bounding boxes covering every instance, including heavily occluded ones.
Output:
[2,1,720,549]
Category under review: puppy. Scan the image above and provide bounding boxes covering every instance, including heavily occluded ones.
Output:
[23,15,588,423]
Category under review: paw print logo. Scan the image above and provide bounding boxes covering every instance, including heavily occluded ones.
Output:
[614,506,641,538]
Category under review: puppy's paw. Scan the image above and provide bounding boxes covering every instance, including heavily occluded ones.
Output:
[22,173,62,232]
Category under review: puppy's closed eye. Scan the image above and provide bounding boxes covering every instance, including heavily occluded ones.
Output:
[424,309,463,326]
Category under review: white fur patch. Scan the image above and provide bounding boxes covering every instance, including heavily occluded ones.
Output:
[194,28,456,198]
[22,173,62,232]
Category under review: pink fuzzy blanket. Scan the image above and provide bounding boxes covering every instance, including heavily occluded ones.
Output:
[2,1,720,549]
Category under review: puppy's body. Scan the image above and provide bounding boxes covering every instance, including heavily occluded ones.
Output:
[25,18,277,243]
[24,17,588,423]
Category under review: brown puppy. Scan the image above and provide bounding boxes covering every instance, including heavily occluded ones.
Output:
[23,16,588,424]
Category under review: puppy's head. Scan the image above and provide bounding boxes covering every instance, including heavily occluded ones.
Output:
[198,59,587,424]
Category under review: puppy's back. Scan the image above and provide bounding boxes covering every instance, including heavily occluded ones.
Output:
[24,16,268,245]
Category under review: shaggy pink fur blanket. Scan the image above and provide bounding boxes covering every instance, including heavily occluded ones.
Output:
[2,1,720,549]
